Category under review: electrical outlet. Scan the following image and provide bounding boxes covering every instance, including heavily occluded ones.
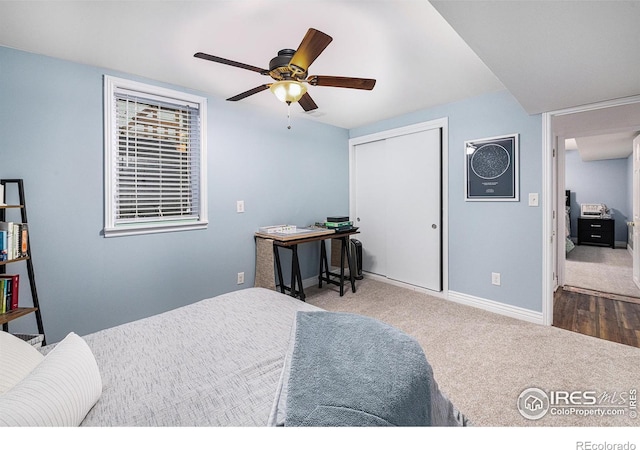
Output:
[491,272,501,286]
[237,272,245,284]
[236,200,245,213]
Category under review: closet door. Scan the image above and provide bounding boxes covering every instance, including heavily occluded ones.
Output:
[354,139,387,276]
[385,129,441,290]
[353,128,442,291]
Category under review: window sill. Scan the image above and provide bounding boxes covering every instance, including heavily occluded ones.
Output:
[103,221,208,238]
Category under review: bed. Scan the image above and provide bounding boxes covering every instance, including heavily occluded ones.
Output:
[0,287,468,427]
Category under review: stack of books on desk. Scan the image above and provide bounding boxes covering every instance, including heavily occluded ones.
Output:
[319,216,354,232]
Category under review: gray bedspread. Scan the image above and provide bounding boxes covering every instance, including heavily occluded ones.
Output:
[269,311,469,427]
[40,287,466,427]
[75,288,319,426]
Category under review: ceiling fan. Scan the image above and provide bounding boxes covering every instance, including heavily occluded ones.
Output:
[194,28,376,112]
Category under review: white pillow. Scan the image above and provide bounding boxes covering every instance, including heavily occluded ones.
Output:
[0,331,44,394]
[0,332,102,426]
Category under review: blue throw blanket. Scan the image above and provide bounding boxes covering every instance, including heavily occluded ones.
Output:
[271,311,467,427]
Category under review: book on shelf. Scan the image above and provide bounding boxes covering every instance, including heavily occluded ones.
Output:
[0,222,12,261]
[0,278,14,313]
[0,229,6,261]
[19,223,28,256]
[0,274,19,311]
[0,221,28,261]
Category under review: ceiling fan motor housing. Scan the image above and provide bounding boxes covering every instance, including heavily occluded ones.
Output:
[269,49,306,81]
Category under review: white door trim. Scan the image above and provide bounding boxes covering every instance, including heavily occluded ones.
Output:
[632,135,640,290]
[349,117,449,295]
[543,95,640,326]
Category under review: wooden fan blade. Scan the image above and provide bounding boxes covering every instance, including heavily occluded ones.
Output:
[194,52,268,74]
[298,92,318,112]
[227,84,271,102]
[289,29,333,74]
[308,75,376,90]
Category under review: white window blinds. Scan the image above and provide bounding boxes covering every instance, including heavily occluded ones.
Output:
[104,76,207,237]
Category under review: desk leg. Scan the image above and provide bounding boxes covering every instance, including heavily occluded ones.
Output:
[338,236,357,296]
[290,245,297,297]
[340,236,356,297]
[290,245,306,301]
[344,237,356,294]
[273,245,285,294]
[319,240,330,288]
[338,237,346,296]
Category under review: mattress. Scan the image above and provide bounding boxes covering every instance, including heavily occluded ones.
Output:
[75,288,319,426]
[34,287,465,427]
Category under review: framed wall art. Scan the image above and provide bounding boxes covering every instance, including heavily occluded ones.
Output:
[465,133,519,201]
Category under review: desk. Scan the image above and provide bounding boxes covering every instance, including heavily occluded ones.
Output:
[255,229,359,301]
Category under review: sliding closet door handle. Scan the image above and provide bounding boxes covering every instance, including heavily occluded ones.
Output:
[431,224,437,229]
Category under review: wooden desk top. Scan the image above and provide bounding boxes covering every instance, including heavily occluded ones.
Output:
[255,229,359,246]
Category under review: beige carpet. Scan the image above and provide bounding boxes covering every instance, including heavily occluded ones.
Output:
[565,245,640,301]
[303,278,640,427]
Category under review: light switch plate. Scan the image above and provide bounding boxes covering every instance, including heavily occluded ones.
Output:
[528,193,539,207]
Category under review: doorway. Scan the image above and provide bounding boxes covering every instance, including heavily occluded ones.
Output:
[543,95,640,344]
[563,142,640,299]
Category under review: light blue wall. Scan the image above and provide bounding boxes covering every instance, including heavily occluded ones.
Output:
[351,90,544,312]
[0,46,349,343]
[565,149,630,243]
[1,47,548,342]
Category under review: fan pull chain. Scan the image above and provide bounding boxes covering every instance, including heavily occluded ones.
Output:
[287,102,292,129]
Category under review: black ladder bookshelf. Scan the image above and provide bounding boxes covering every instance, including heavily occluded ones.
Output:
[0,179,46,345]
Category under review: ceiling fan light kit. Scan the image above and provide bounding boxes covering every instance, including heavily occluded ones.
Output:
[270,80,307,104]
[194,28,376,127]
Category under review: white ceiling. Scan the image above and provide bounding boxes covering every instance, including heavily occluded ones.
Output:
[554,101,640,160]
[430,1,640,115]
[574,132,639,161]
[0,1,639,137]
[0,0,505,129]
[430,0,640,162]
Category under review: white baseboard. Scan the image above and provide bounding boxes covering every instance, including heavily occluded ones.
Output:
[447,290,544,325]
[360,272,449,300]
[615,240,627,249]
[363,275,544,326]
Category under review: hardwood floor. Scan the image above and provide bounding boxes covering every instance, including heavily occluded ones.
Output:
[553,287,640,348]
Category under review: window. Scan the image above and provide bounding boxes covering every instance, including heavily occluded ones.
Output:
[103,76,207,237]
